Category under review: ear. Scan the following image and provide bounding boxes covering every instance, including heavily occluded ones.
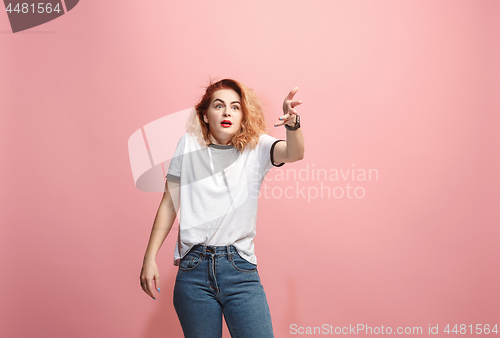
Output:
[203,113,208,124]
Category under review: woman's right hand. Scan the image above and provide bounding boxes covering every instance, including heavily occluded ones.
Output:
[139,180,179,300]
[140,259,160,300]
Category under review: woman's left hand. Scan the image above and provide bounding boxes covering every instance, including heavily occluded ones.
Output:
[275,87,302,127]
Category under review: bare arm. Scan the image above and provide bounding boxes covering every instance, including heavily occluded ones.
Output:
[140,179,180,299]
[273,87,305,163]
[143,179,180,261]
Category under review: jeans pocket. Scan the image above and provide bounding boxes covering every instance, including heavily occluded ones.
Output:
[179,250,202,271]
[230,252,257,273]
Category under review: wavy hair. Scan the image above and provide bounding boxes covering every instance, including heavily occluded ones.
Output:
[186,79,268,152]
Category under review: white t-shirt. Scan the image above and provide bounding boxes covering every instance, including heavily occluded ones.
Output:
[166,132,285,265]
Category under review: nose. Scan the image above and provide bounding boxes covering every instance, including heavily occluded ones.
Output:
[223,107,231,116]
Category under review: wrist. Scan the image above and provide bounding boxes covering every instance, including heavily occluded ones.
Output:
[143,251,157,263]
[285,115,297,127]
[284,114,300,130]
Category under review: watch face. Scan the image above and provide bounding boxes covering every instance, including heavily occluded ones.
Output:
[293,115,300,128]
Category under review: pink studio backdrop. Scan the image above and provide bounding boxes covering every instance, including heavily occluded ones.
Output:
[1,1,499,337]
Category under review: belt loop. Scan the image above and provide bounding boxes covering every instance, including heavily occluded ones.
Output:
[226,245,232,261]
[203,245,207,256]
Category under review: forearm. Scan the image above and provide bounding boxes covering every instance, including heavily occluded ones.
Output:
[143,203,177,262]
[285,117,305,160]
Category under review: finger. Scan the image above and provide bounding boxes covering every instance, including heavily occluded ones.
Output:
[274,117,294,127]
[286,87,299,100]
[279,110,297,120]
[155,275,160,293]
[141,277,148,292]
[290,100,302,108]
[141,278,150,296]
[146,279,156,300]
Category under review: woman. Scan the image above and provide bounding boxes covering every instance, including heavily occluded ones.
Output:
[140,79,304,337]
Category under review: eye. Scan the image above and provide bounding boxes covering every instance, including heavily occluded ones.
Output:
[215,104,223,108]
[232,106,240,110]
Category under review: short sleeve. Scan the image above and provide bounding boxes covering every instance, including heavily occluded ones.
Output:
[258,134,285,172]
[166,134,186,182]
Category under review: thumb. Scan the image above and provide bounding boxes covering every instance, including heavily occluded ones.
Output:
[155,275,160,292]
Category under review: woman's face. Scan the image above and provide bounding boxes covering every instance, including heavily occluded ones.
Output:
[203,89,243,145]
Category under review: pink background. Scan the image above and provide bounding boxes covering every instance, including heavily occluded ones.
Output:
[1,0,499,337]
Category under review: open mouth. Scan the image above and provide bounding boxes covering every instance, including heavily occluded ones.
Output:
[221,120,232,127]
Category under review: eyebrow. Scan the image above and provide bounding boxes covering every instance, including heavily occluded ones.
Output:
[213,99,241,105]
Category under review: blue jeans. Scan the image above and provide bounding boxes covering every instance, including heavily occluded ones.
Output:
[173,244,274,338]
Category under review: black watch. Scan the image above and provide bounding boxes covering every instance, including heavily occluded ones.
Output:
[284,114,300,131]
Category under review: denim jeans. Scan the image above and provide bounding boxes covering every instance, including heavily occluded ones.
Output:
[173,244,274,338]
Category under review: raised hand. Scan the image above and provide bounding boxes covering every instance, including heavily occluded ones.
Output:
[275,87,302,127]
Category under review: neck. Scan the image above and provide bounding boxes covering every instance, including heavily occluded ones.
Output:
[209,134,231,146]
